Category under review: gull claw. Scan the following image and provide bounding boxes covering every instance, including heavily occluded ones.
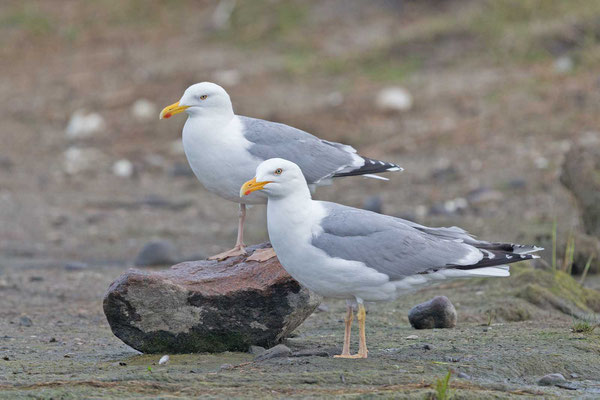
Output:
[208,245,247,261]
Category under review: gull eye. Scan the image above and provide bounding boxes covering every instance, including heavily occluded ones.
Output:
[274,168,283,175]
[199,95,208,100]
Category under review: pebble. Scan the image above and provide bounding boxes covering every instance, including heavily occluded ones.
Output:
[363,196,383,214]
[408,296,457,329]
[316,303,329,313]
[219,363,233,370]
[19,316,33,327]
[64,262,88,271]
[538,373,566,386]
[249,345,266,355]
[254,344,291,361]
[65,110,105,139]
[63,147,106,175]
[405,335,419,340]
[131,99,157,121]
[158,355,170,365]
[422,344,433,350]
[375,87,413,112]
[112,159,134,178]
[554,56,574,74]
[457,372,471,379]
[134,240,177,267]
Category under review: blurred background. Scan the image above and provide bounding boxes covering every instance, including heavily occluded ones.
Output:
[2,0,599,274]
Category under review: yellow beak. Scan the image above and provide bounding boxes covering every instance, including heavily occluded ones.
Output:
[240,177,272,197]
[159,101,190,119]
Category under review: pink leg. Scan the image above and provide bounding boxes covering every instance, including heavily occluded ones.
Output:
[209,204,248,260]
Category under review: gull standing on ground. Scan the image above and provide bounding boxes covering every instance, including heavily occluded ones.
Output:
[241,158,542,358]
[160,82,401,261]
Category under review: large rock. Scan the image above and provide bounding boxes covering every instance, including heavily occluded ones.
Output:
[560,139,600,273]
[408,296,457,329]
[103,243,321,353]
[560,139,600,237]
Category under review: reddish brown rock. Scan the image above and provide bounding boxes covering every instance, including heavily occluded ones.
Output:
[103,243,321,353]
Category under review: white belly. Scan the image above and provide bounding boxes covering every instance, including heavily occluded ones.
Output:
[182,116,267,204]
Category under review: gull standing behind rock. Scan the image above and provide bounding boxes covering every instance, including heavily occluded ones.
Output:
[241,158,543,358]
[160,82,402,261]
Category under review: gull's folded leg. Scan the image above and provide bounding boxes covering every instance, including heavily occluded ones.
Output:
[209,204,247,260]
[333,303,354,358]
[356,302,368,358]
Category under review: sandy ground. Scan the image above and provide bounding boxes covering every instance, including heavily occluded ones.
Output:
[1,262,600,398]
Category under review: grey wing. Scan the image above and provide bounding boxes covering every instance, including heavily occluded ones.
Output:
[240,116,399,184]
[311,203,484,280]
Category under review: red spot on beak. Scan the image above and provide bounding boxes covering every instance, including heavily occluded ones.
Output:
[245,190,251,196]
[164,113,172,119]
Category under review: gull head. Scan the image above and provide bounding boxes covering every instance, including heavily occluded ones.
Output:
[159,82,233,119]
[240,158,309,199]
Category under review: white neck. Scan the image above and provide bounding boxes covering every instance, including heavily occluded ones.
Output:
[267,189,317,251]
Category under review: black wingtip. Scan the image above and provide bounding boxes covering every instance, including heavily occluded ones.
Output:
[333,157,402,178]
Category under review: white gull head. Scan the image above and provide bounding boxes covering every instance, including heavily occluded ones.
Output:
[160,82,233,120]
[179,82,233,118]
[241,158,312,199]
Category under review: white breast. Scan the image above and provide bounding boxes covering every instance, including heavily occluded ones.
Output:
[182,115,267,204]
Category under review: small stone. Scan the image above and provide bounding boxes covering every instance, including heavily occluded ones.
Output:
[64,262,88,271]
[134,240,177,267]
[29,276,44,282]
[131,99,157,121]
[570,373,579,379]
[19,316,33,327]
[405,335,419,340]
[66,110,106,139]
[422,344,433,350]
[0,155,13,171]
[316,303,329,313]
[64,353,73,358]
[507,178,527,189]
[2,356,9,361]
[63,147,107,175]
[408,296,457,329]
[219,363,233,370]
[324,91,344,107]
[363,196,383,214]
[538,373,566,386]
[376,87,413,112]
[534,156,549,170]
[158,355,169,365]
[49,338,57,343]
[249,345,266,355]
[554,56,574,74]
[254,344,291,361]
[457,372,471,379]
[112,159,134,178]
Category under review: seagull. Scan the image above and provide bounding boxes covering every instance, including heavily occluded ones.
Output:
[240,158,542,358]
[160,82,401,261]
